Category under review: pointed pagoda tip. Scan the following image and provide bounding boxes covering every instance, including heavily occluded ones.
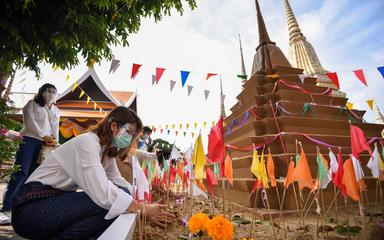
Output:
[254,0,273,45]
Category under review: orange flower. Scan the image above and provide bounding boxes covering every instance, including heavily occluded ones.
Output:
[188,212,210,234]
[206,215,233,240]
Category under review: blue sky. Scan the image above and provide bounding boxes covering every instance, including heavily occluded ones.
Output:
[10,0,384,150]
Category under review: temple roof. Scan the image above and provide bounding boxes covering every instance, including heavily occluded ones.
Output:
[56,68,136,118]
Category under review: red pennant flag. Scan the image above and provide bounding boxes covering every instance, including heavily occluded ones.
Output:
[333,148,347,196]
[131,63,142,79]
[208,117,224,176]
[251,180,262,193]
[144,192,152,203]
[155,67,166,83]
[326,72,340,89]
[160,129,164,134]
[350,125,372,161]
[206,167,218,196]
[169,164,177,184]
[206,73,218,80]
[353,69,367,86]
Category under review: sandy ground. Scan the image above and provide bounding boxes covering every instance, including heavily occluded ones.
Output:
[0,183,383,240]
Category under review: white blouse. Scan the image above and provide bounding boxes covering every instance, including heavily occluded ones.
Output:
[26,132,133,220]
[20,100,60,141]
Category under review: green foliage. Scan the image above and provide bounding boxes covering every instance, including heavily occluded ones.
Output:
[0,98,22,181]
[0,0,197,77]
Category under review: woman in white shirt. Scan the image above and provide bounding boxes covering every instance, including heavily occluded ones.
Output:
[11,106,176,239]
[2,83,59,212]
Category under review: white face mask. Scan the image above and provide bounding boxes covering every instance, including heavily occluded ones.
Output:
[43,91,57,104]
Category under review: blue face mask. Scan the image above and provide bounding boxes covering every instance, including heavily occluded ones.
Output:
[112,128,133,149]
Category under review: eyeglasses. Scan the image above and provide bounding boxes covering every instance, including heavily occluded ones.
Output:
[120,124,137,136]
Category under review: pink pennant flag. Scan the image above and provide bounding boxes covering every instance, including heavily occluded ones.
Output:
[353,69,367,86]
[155,67,166,83]
[131,63,142,79]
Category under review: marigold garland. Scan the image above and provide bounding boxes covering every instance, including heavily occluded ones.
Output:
[188,212,210,234]
[206,215,233,240]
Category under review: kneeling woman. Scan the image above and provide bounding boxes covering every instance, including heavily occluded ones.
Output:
[12,106,175,239]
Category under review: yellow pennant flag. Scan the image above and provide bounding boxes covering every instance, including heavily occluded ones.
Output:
[172,124,175,129]
[93,102,97,110]
[346,102,353,110]
[72,82,78,92]
[250,148,261,179]
[65,74,70,81]
[186,123,189,129]
[191,132,195,138]
[165,124,169,129]
[203,121,207,128]
[192,134,206,180]
[366,99,374,111]
[260,148,269,189]
[194,122,197,129]
[179,123,183,130]
[86,96,91,104]
[79,90,85,98]
[212,121,215,127]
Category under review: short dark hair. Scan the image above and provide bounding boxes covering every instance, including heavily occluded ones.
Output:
[143,126,152,134]
[34,83,57,106]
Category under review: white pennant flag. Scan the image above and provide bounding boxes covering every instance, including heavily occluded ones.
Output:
[151,75,156,85]
[170,144,182,160]
[204,90,210,100]
[351,155,364,183]
[132,156,149,201]
[109,59,121,74]
[192,183,208,199]
[184,145,194,180]
[298,74,307,83]
[170,80,176,92]
[187,85,193,96]
[367,143,381,178]
[328,149,339,177]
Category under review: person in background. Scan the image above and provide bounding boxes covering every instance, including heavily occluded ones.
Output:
[137,126,152,151]
[11,106,175,239]
[1,83,59,214]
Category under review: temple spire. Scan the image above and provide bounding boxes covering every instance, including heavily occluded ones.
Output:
[283,0,344,96]
[220,76,226,118]
[284,0,303,41]
[255,0,273,46]
[251,0,290,75]
[238,34,247,85]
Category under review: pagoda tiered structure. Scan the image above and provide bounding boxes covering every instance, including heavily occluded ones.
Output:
[219,0,384,210]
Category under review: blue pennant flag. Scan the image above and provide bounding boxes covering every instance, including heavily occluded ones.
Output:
[180,71,190,87]
[377,66,384,79]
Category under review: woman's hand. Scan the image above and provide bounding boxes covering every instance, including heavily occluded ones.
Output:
[43,135,56,146]
[145,203,176,227]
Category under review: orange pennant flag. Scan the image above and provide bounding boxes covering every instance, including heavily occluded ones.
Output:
[293,148,314,190]
[267,149,277,187]
[284,158,295,189]
[342,159,360,201]
[224,153,233,186]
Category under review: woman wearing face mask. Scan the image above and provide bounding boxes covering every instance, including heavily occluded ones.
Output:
[1,83,59,213]
[11,106,176,239]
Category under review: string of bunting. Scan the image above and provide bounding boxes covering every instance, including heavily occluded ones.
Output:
[71,82,106,115]
[226,132,384,152]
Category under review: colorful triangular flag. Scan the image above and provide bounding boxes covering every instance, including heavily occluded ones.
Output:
[206,73,218,81]
[326,72,340,89]
[353,69,367,86]
[110,59,121,74]
[192,134,206,180]
[204,90,210,100]
[366,99,374,111]
[131,63,141,79]
[187,85,193,96]
[155,67,165,83]
[181,71,190,87]
[170,80,176,92]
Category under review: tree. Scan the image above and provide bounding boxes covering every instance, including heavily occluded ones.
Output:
[0,0,197,92]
